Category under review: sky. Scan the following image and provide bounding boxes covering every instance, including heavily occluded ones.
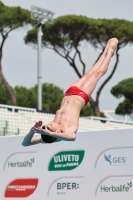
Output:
[1,0,133,115]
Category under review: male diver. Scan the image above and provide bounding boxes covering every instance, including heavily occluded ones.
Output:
[22,38,118,146]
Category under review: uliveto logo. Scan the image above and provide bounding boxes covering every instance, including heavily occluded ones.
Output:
[101,182,132,193]
[48,150,84,171]
[5,179,38,198]
[104,154,127,166]
[57,182,79,195]
[8,158,35,168]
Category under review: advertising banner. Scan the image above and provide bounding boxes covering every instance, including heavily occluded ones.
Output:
[0,128,133,200]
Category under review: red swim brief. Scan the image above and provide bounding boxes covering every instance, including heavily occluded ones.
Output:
[64,86,89,106]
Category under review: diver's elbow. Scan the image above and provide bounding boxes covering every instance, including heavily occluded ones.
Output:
[21,142,30,147]
[22,143,27,147]
[71,134,76,141]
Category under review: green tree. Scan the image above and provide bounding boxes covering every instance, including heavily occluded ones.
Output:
[37,83,64,113]
[15,83,64,113]
[80,104,94,117]
[0,1,33,105]
[24,15,133,116]
[0,79,11,104]
[80,105,105,117]
[111,78,133,120]
[0,82,64,113]
[15,86,37,108]
[0,80,95,116]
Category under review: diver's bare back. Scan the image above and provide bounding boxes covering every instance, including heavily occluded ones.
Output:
[55,95,85,133]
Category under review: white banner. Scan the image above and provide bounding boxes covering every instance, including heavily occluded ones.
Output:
[0,128,133,200]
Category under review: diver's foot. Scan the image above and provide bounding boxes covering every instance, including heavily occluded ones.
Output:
[107,38,118,57]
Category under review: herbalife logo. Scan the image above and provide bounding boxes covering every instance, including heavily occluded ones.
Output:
[8,158,35,168]
[104,154,127,166]
[101,182,132,193]
[48,150,84,171]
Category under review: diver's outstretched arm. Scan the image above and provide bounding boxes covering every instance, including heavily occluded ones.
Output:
[22,129,43,146]
[22,121,43,146]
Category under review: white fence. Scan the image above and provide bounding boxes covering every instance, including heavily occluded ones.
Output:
[0,128,133,200]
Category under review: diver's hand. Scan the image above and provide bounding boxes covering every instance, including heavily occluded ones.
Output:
[34,125,51,136]
[43,125,52,135]
[32,121,43,133]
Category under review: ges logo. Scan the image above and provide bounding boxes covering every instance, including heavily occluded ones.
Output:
[104,154,127,165]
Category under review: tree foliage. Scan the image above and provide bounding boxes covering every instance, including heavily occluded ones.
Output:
[39,83,64,113]
[0,78,11,104]
[80,104,94,116]
[14,83,64,113]
[111,78,133,100]
[0,80,96,116]
[0,1,33,29]
[0,1,34,105]
[24,15,133,116]
[0,81,64,113]
[0,80,62,112]
[15,86,37,108]
[111,78,133,120]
